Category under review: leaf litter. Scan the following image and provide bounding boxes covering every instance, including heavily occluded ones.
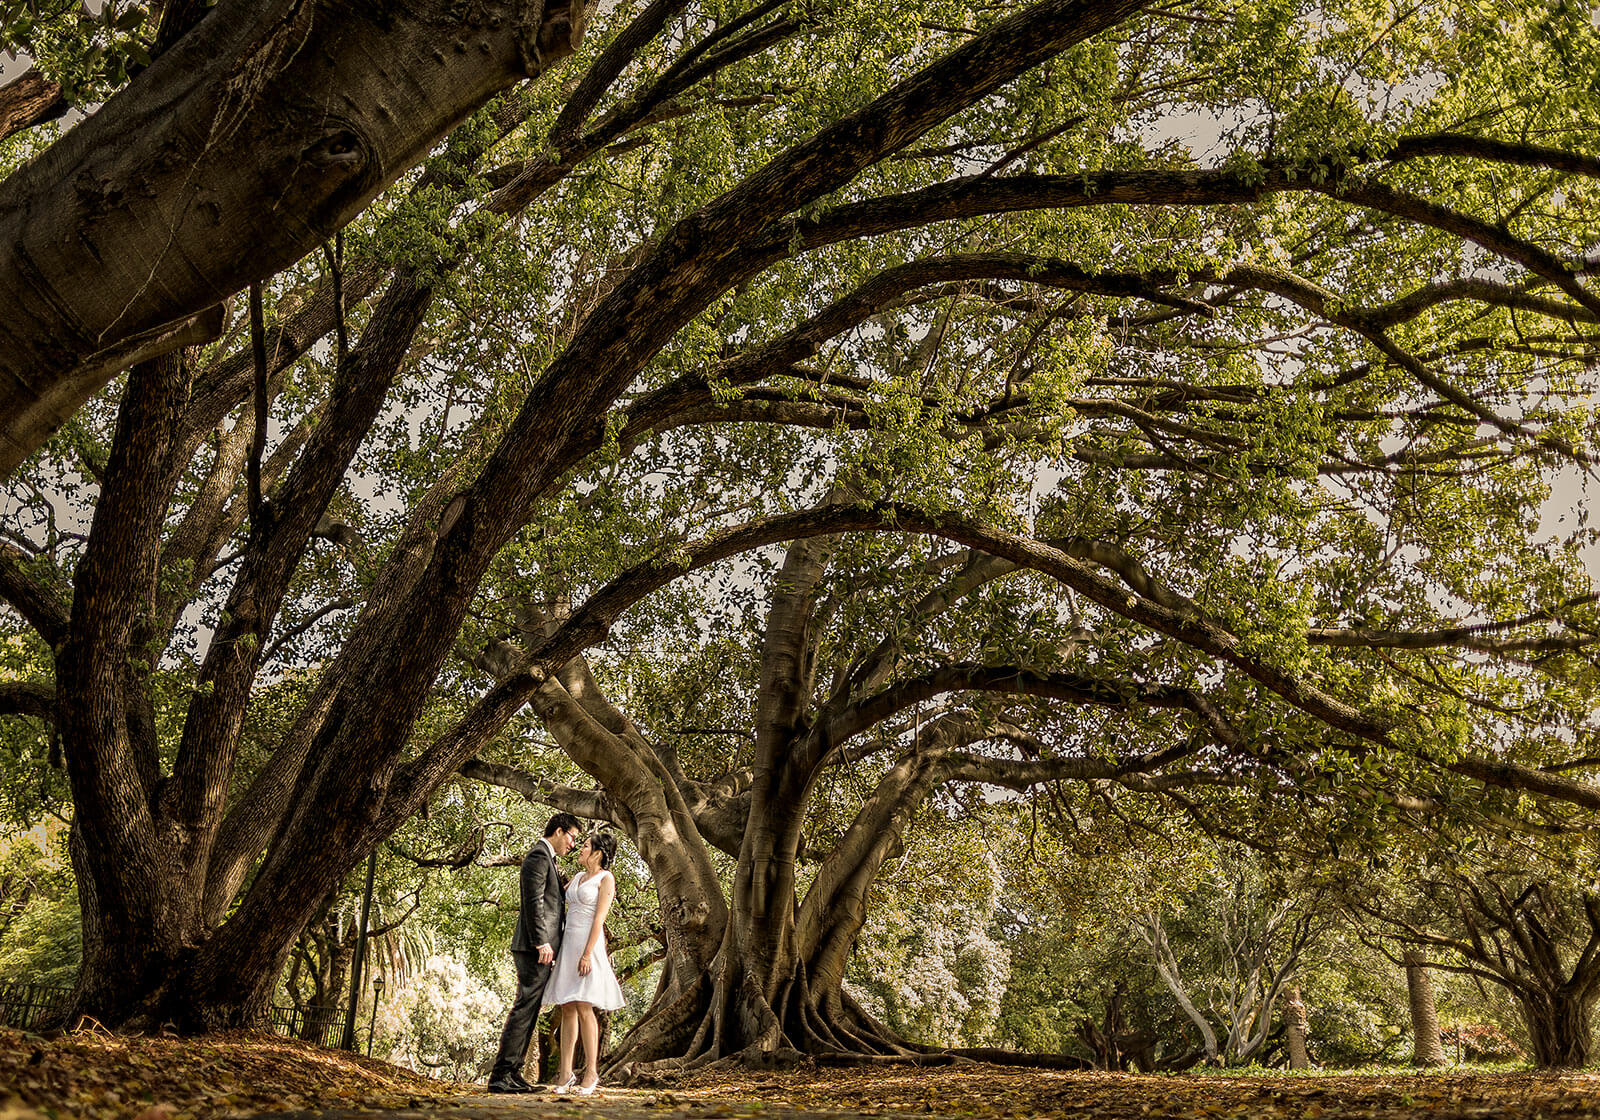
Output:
[0,1026,457,1118]
[671,1063,1600,1120]
[4,1028,1600,1119]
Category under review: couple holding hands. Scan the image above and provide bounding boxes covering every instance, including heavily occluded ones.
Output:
[488,813,625,1096]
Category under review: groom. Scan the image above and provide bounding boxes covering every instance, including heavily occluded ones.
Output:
[488,812,582,1094]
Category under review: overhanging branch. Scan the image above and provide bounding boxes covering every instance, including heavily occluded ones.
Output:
[458,758,619,825]
[0,541,69,647]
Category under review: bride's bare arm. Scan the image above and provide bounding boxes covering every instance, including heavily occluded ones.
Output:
[578,873,616,976]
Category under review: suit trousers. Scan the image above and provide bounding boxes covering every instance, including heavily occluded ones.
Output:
[493,949,553,1077]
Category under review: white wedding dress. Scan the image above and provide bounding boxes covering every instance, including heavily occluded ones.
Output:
[543,870,625,1010]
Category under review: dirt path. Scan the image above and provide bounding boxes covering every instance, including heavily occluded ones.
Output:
[239,1089,874,1120]
[235,1069,1600,1120]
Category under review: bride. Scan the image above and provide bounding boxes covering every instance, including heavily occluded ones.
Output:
[543,831,625,1094]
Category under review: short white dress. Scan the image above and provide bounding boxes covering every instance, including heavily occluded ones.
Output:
[543,870,625,1010]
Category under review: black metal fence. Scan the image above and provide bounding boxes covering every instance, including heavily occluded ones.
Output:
[0,982,343,1048]
[0,982,72,1031]
[264,1002,345,1048]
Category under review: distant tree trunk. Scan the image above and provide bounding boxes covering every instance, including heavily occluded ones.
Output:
[1284,985,1311,1069]
[286,904,358,1044]
[1075,984,1155,1071]
[1135,912,1220,1064]
[1403,951,1448,1067]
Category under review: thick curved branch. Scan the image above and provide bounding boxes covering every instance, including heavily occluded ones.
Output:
[261,596,357,664]
[938,750,1243,794]
[1386,133,1600,179]
[0,68,66,145]
[386,827,490,870]
[1325,179,1600,318]
[0,679,54,720]
[1447,756,1600,814]
[458,758,619,825]
[1308,596,1600,653]
[835,551,1026,707]
[621,253,1199,441]
[0,541,70,647]
[824,662,1238,749]
[797,730,952,981]
[406,498,1600,821]
[1363,277,1598,331]
[0,0,598,478]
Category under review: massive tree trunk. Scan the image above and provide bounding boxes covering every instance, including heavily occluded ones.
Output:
[56,353,210,1026]
[1519,990,1593,1069]
[0,0,593,478]
[1402,951,1448,1067]
[607,763,931,1071]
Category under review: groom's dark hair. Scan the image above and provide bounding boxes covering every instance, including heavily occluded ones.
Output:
[544,813,581,837]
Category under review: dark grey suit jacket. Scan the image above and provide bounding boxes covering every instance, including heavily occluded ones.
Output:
[510,842,565,955]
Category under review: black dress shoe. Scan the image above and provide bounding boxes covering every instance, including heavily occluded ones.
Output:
[488,1076,533,1094]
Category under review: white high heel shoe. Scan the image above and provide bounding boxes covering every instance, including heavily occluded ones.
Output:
[552,1073,578,1094]
[577,1076,601,1096]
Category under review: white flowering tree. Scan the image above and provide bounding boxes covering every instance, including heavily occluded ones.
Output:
[848,825,1011,1048]
[374,955,506,1080]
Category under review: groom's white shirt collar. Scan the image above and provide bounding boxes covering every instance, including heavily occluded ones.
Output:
[539,837,556,859]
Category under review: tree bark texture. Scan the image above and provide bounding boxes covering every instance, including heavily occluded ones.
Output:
[1519,991,1593,1069]
[0,68,66,144]
[1285,986,1311,1070]
[0,0,594,478]
[1403,951,1448,1067]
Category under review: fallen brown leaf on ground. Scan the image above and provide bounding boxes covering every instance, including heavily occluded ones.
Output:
[0,1026,467,1119]
[5,1028,1600,1120]
[674,1063,1600,1120]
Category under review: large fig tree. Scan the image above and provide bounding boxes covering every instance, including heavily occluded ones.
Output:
[2,0,1600,1066]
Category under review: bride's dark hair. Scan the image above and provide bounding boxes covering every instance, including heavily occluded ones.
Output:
[589,831,618,870]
